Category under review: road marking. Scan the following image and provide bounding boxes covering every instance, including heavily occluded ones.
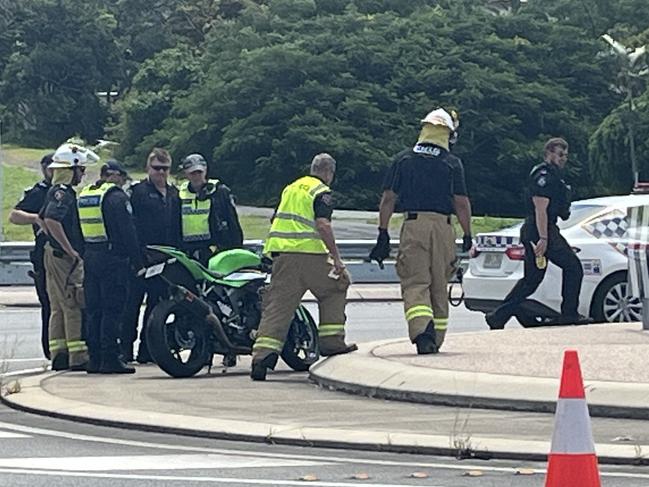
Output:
[0,468,443,486]
[0,453,328,471]
[0,431,29,439]
[0,367,46,378]
[1,358,46,363]
[0,421,646,480]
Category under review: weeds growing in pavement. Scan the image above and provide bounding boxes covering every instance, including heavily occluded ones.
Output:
[0,335,22,396]
[450,405,475,459]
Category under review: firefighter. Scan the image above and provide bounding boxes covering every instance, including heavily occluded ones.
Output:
[40,143,99,370]
[369,108,472,354]
[251,153,357,381]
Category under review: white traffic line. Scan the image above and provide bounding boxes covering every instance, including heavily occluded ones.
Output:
[0,453,328,471]
[0,431,29,439]
[0,468,443,487]
[0,421,647,480]
[1,358,46,363]
[0,367,46,378]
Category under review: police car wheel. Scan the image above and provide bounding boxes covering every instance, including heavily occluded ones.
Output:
[591,272,643,323]
[147,299,210,378]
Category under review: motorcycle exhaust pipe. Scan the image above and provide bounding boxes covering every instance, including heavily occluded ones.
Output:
[170,284,251,355]
[204,313,250,355]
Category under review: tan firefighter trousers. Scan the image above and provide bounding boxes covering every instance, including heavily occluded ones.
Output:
[44,245,88,367]
[252,253,350,363]
[396,212,456,349]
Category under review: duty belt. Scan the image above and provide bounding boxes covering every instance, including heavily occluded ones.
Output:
[406,212,451,224]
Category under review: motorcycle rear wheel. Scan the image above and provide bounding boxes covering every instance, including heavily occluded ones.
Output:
[147,299,211,378]
[281,307,319,372]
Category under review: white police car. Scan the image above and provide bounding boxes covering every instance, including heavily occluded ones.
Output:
[463,194,649,327]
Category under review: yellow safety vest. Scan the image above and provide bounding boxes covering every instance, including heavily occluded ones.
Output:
[264,176,330,254]
[78,183,117,243]
[179,179,219,243]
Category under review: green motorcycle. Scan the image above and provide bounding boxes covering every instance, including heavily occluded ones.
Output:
[140,245,319,378]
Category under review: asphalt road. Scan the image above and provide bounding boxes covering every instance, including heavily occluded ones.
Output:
[0,303,518,373]
[2,305,649,486]
[1,405,649,487]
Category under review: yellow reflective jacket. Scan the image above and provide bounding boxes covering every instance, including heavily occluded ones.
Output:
[78,182,117,243]
[263,176,330,254]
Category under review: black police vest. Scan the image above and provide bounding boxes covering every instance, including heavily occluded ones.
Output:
[526,163,571,223]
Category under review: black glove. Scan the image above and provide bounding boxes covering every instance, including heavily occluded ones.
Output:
[369,228,391,269]
[559,209,571,221]
[462,234,473,253]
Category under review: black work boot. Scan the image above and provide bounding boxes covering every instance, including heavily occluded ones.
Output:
[100,355,136,374]
[250,353,279,381]
[51,353,70,371]
[414,322,438,355]
[135,343,152,364]
[320,343,358,357]
[86,355,102,374]
[69,361,88,372]
[485,310,507,330]
[558,314,593,326]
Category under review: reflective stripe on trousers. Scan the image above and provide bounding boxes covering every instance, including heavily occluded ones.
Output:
[318,323,344,337]
[252,336,284,353]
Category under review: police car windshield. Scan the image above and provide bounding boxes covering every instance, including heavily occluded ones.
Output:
[557,204,605,229]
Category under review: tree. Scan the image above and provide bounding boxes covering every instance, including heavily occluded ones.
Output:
[589,33,648,189]
[136,0,614,213]
[0,0,123,146]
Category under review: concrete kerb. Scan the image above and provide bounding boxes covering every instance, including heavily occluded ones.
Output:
[0,290,404,309]
[308,341,649,420]
[1,371,649,465]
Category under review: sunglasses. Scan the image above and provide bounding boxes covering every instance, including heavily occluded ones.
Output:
[150,165,170,172]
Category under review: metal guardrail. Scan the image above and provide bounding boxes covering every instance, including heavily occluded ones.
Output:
[0,240,466,286]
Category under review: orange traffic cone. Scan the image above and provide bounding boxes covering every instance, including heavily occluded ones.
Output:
[545,350,601,487]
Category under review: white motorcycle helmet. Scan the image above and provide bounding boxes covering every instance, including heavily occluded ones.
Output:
[49,143,100,169]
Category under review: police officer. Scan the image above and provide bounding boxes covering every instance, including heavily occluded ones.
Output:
[40,143,99,371]
[369,108,472,355]
[251,153,357,381]
[123,148,181,363]
[80,160,142,374]
[9,154,54,359]
[486,138,591,328]
[179,153,243,264]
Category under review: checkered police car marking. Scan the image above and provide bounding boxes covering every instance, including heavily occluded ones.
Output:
[582,212,629,256]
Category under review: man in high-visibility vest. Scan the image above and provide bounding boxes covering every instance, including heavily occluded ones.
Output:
[251,153,357,381]
[179,153,243,264]
[79,160,142,373]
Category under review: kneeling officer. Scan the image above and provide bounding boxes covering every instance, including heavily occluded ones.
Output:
[79,160,143,373]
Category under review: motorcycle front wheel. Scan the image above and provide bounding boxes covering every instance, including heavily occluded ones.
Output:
[281,307,319,372]
[146,299,211,378]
